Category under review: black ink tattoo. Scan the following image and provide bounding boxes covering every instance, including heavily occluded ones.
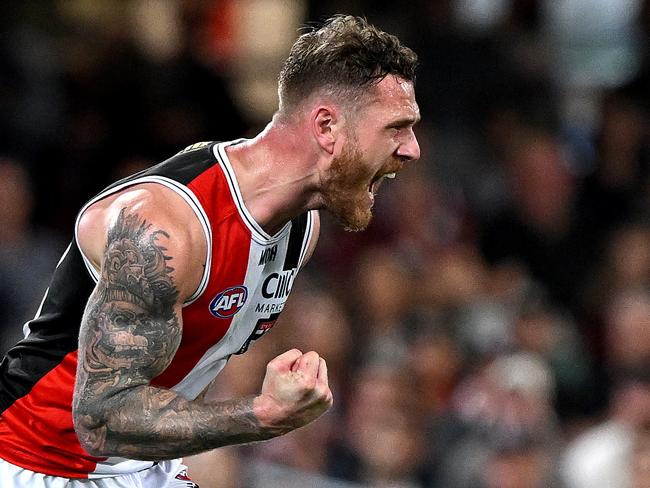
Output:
[73,208,269,460]
[80,208,180,387]
[103,210,178,314]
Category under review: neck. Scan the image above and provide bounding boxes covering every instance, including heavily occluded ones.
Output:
[225,117,323,235]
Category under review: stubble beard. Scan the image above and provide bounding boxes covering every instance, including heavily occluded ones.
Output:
[322,142,374,232]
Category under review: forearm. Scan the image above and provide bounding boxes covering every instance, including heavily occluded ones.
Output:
[75,386,279,460]
[73,207,330,459]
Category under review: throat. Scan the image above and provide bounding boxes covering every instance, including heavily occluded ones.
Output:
[244,194,304,237]
[223,140,315,236]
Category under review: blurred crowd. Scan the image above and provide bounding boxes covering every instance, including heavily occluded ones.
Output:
[1,1,649,487]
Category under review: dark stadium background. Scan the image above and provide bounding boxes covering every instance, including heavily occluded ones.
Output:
[1,1,649,487]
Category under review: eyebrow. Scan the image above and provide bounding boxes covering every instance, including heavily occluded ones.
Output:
[387,115,421,128]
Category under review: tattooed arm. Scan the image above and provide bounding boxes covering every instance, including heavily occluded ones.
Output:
[73,188,332,460]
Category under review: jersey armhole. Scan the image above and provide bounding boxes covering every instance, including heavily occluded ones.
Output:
[297,210,317,269]
[74,175,212,306]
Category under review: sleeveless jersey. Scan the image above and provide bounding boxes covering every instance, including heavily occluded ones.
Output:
[0,140,316,478]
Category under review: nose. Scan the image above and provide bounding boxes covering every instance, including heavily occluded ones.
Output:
[396,130,420,162]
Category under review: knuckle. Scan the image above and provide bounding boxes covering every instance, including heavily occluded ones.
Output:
[288,348,302,358]
[323,389,334,404]
[300,376,317,391]
[325,389,334,403]
[304,351,319,361]
[318,377,330,388]
[313,383,330,400]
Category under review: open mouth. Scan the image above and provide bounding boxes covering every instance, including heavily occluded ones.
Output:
[369,171,397,197]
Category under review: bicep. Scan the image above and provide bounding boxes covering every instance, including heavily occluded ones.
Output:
[74,207,185,418]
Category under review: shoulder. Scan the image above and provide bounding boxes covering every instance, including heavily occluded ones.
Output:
[77,182,208,301]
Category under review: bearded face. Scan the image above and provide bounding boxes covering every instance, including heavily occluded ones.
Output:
[319,76,421,231]
[321,130,402,232]
[321,138,375,232]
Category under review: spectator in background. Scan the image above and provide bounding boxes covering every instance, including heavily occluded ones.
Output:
[379,163,467,265]
[512,300,596,420]
[561,288,650,488]
[478,128,596,314]
[585,222,650,318]
[1,2,250,235]
[631,422,650,488]
[408,322,464,420]
[605,288,650,379]
[576,88,650,239]
[483,439,555,488]
[560,377,650,488]
[328,362,427,487]
[427,352,560,488]
[0,159,65,354]
[352,246,414,366]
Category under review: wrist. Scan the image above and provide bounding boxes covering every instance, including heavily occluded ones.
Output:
[252,394,289,437]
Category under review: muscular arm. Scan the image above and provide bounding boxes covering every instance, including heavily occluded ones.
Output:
[73,207,273,460]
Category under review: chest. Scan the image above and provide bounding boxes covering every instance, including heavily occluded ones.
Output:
[185,236,299,355]
[149,223,304,392]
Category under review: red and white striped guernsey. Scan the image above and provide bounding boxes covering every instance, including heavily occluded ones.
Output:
[0,140,317,478]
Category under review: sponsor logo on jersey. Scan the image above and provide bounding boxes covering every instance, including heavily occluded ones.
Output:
[237,317,279,354]
[209,285,248,318]
[258,244,278,265]
[177,141,211,155]
[255,301,285,314]
[175,469,199,487]
[261,269,296,299]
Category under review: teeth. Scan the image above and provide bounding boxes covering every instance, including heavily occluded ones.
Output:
[385,172,396,179]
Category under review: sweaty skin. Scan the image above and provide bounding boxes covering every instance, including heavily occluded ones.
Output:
[73,206,332,459]
[71,70,416,465]
[70,77,418,460]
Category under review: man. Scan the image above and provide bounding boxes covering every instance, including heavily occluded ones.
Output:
[0,15,420,487]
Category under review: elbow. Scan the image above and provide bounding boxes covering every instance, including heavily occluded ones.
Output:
[73,406,110,457]
[76,428,108,457]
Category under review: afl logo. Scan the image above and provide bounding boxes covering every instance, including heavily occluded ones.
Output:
[209,286,248,318]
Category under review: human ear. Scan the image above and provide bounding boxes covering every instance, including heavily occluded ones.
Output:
[310,106,340,155]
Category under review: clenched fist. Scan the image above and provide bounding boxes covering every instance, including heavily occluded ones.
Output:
[253,349,333,436]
